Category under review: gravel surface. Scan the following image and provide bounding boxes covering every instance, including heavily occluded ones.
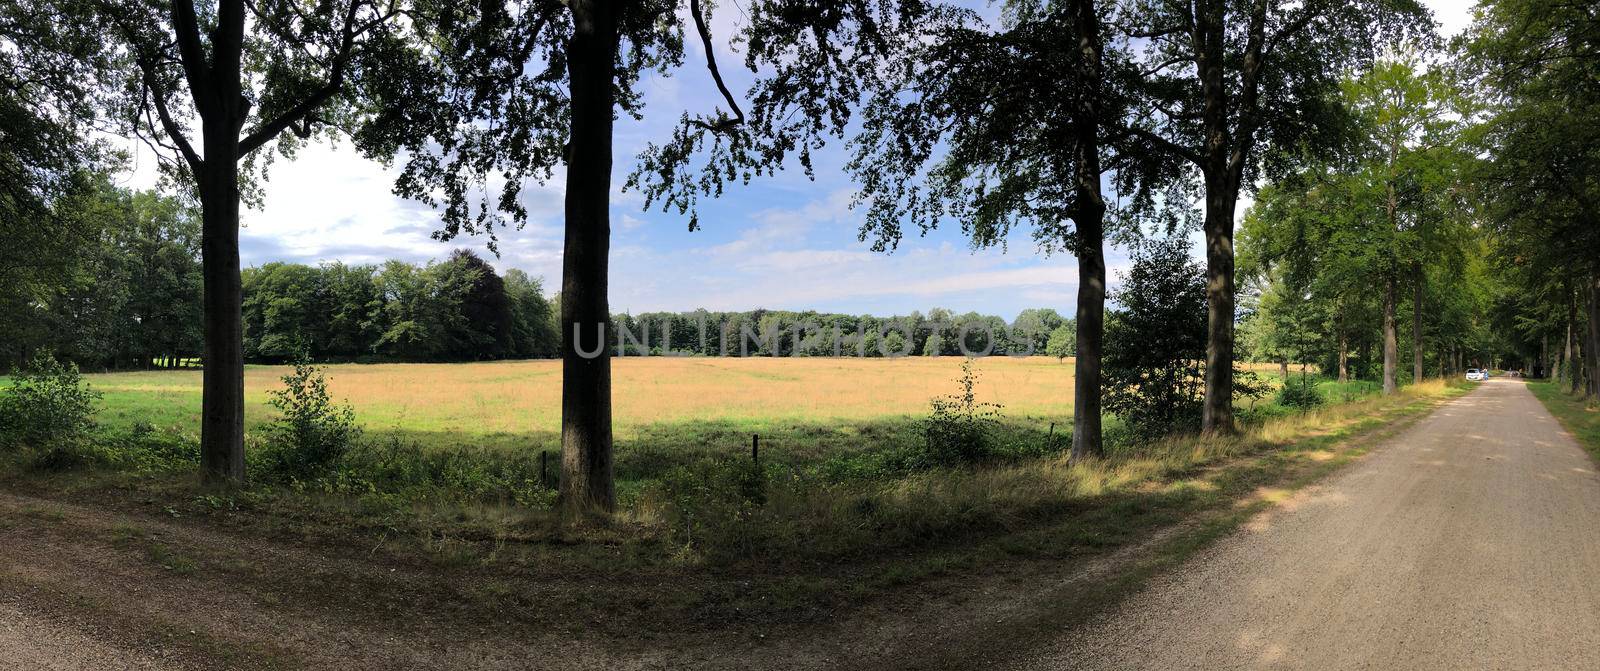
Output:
[0,600,174,670]
[1019,379,1600,670]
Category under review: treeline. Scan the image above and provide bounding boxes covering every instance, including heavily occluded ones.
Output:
[242,255,556,363]
[610,308,1074,358]
[0,177,562,368]
[0,177,202,371]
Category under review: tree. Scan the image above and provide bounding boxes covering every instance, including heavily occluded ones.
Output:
[720,1,1155,459]
[448,250,516,360]
[357,0,908,514]
[504,270,558,359]
[1117,0,1429,430]
[1341,54,1465,393]
[4,0,426,483]
[1102,237,1208,439]
[1012,308,1068,355]
[1462,0,1600,400]
[1046,324,1077,362]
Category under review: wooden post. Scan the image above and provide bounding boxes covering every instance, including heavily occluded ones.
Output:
[1048,422,1056,450]
[751,434,759,467]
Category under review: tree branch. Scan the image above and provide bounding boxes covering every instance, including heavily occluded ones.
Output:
[689,0,746,134]
[169,0,211,116]
[1119,124,1203,167]
[237,0,370,155]
[137,58,203,171]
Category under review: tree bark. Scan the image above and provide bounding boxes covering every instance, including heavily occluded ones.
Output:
[559,0,619,516]
[1382,273,1398,395]
[1586,274,1600,400]
[1570,289,1583,395]
[1411,262,1423,383]
[1201,173,1237,433]
[198,158,245,483]
[1563,306,1575,385]
[1338,332,1349,383]
[194,0,250,485]
[1194,0,1242,436]
[1071,230,1104,461]
[1068,0,1106,461]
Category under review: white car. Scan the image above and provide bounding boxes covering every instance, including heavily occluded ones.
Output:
[1465,369,1486,381]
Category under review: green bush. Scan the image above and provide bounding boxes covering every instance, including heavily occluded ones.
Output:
[0,353,100,452]
[653,456,774,558]
[919,359,1002,467]
[1276,375,1325,409]
[260,357,362,480]
[323,435,551,506]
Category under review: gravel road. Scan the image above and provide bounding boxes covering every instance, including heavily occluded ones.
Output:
[1020,379,1600,670]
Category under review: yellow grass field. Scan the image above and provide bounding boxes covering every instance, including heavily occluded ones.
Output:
[89,356,1080,446]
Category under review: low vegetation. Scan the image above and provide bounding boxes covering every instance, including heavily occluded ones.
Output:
[0,354,1463,630]
[1528,382,1600,458]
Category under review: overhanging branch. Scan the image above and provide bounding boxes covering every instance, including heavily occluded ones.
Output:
[689,0,746,134]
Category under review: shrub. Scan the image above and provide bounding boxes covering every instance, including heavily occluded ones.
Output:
[1102,239,1208,440]
[327,435,551,506]
[260,357,361,480]
[919,359,1002,466]
[0,353,100,452]
[652,456,773,558]
[1276,375,1325,409]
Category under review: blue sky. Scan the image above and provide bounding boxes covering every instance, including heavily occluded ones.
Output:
[116,0,1473,320]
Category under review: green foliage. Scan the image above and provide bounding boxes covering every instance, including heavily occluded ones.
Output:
[1,176,202,370]
[1045,324,1076,361]
[653,457,774,557]
[1277,376,1326,409]
[919,360,1003,466]
[0,353,100,452]
[241,253,557,364]
[312,436,552,507]
[260,358,361,481]
[1102,239,1209,439]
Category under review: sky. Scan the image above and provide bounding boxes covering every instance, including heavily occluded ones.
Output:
[114,0,1477,320]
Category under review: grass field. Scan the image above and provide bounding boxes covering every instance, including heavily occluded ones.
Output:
[89,356,1080,433]
[79,357,1088,483]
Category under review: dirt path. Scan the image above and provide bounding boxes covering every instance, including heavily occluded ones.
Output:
[1017,379,1600,670]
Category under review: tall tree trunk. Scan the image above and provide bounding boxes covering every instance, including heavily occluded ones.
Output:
[1382,273,1398,395]
[194,0,250,485]
[1587,275,1600,400]
[1200,173,1237,433]
[1071,230,1104,461]
[1411,262,1423,383]
[1563,307,1575,385]
[1541,335,1548,379]
[1338,332,1349,383]
[1068,0,1106,461]
[1195,0,1237,435]
[1570,290,1583,395]
[198,135,246,484]
[1279,356,1289,381]
[559,0,618,516]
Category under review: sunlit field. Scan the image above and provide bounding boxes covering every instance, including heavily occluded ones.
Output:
[78,357,1081,476]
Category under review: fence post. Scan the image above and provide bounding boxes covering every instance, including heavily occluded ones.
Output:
[751,434,759,467]
[1048,422,1056,450]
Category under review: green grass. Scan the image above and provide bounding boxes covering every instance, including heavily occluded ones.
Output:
[1528,382,1600,456]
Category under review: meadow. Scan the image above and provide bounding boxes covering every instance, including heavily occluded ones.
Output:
[84,356,1082,485]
